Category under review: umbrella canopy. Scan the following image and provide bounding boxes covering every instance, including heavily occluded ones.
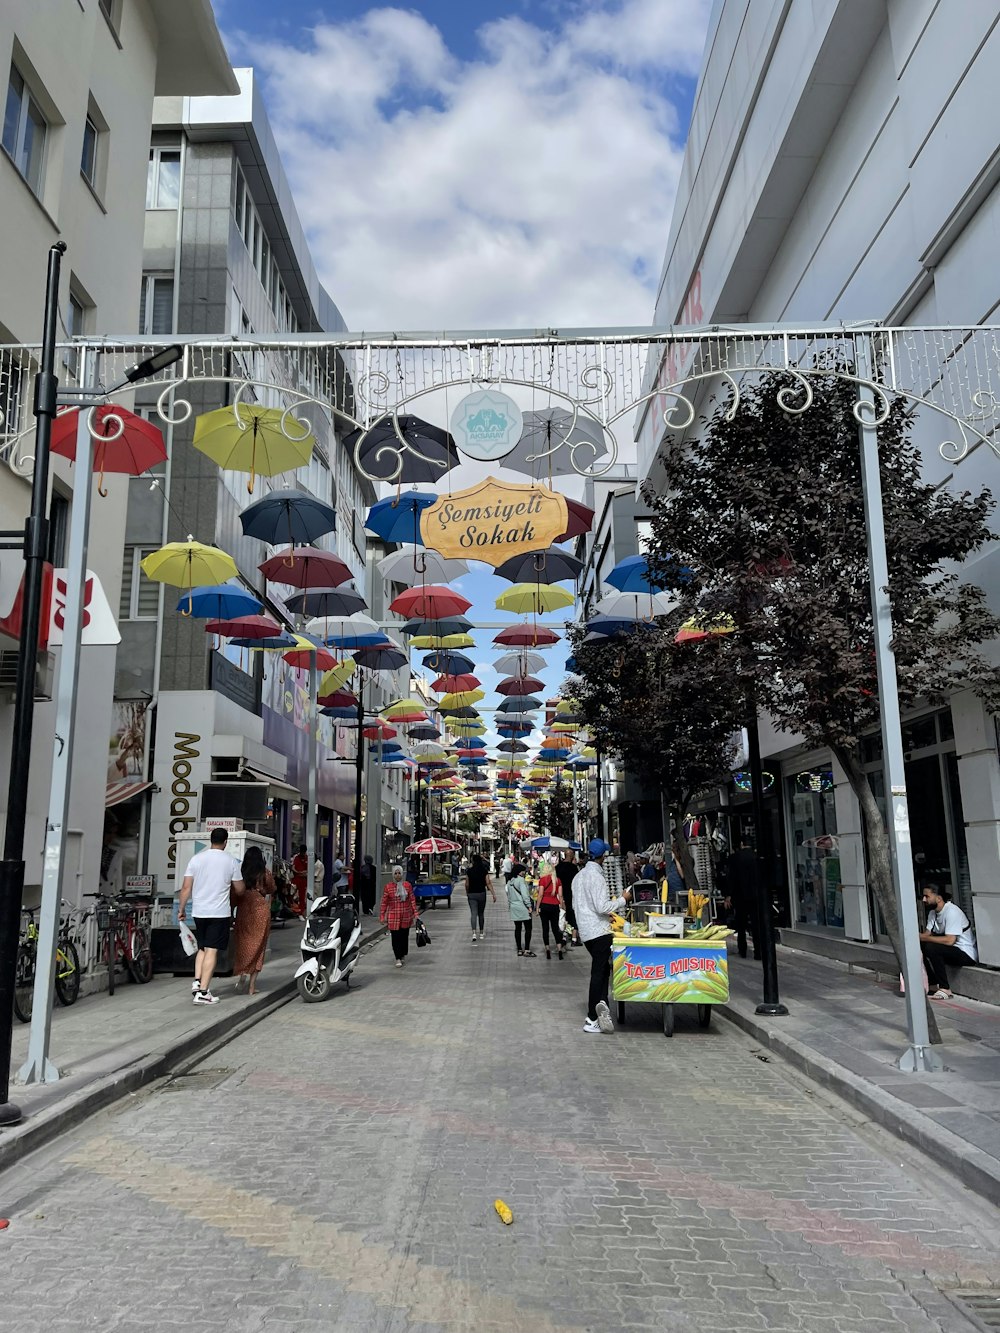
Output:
[205,613,282,639]
[497,739,529,753]
[345,415,459,484]
[492,650,546,676]
[314,614,382,648]
[142,539,238,609]
[411,741,448,759]
[498,695,543,712]
[354,642,408,671]
[430,673,480,693]
[410,633,475,650]
[377,549,469,585]
[605,554,669,595]
[596,590,675,619]
[495,583,574,616]
[365,491,436,545]
[384,699,431,721]
[259,546,353,589]
[585,615,658,638]
[495,674,544,696]
[282,636,338,671]
[406,723,441,739]
[675,614,737,644]
[405,836,462,855]
[400,616,473,638]
[319,660,356,696]
[502,407,610,479]
[389,584,472,620]
[193,403,315,491]
[317,689,358,711]
[494,623,560,647]
[494,545,584,585]
[439,688,485,709]
[176,582,261,620]
[239,490,337,547]
[52,404,167,496]
[423,651,475,675]
[229,632,296,649]
[288,587,368,618]
[530,836,571,850]
[555,497,595,542]
[321,705,360,719]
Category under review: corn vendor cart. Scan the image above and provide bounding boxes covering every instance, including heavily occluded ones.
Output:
[405,836,461,909]
[612,904,730,1036]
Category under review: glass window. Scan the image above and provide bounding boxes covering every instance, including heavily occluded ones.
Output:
[120,548,159,620]
[81,116,98,185]
[139,275,174,336]
[0,354,22,442]
[146,148,180,209]
[788,768,842,929]
[902,715,937,753]
[64,292,86,381]
[3,64,47,195]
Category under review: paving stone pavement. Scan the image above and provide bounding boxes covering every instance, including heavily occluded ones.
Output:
[2,902,999,1332]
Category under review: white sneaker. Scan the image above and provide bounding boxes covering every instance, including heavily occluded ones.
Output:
[472,934,478,943]
[480,928,486,938]
[395,960,403,968]
[596,1001,614,1033]
[191,980,200,994]
[193,990,219,1005]
[583,1018,602,1032]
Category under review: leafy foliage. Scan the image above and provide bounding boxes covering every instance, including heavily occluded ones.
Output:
[535,780,574,840]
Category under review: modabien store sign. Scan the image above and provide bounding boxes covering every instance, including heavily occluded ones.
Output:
[148,691,215,885]
[419,477,567,567]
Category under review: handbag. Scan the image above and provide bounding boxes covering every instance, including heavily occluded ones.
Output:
[415,919,431,948]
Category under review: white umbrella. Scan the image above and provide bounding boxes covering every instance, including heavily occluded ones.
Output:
[412,741,448,760]
[501,408,609,479]
[492,650,546,676]
[596,590,676,619]
[377,549,470,584]
[305,612,381,640]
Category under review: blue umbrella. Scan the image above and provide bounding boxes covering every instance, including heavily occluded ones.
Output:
[422,651,476,675]
[530,836,571,849]
[585,615,659,638]
[176,582,262,619]
[564,655,578,672]
[370,740,404,755]
[240,490,338,546]
[364,491,436,545]
[326,630,390,651]
[605,555,667,594]
[321,705,358,719]
[286,587,368,617]
[458,755,488,766]
[228,632,296,649]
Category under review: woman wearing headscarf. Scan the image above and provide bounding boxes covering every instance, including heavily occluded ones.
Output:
[380,864,420,968]
[505,863,536,957]
[232,845,275,995]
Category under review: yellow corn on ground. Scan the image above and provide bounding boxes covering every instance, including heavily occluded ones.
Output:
[494,1199,513,1225]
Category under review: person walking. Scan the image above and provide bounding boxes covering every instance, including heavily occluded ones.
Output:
[358,854,377,915]
[232,845,275,995]
[920,883,977,998]
[574,838,631,1032]
[556,850,581,946]
[290,844,309,917]
[505,863,536,956]
[724,839,761,960]
[501,850,513,883]
[379,864,420,968]
[464,852,496,942]
[537,856,566,959]
[177,827,244,1005]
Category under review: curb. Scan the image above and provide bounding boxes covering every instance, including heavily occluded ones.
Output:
[717,1000,1000,1209]
[0,924,386,1175]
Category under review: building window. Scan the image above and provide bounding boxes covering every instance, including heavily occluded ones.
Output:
[81,115,98,185]
[0,353,23,442]
[119,547,160,621]
[3,63,47,195]
[48,491,70,565]
[146,147,180,209]
[64,290,87,381]
[99,0,122,37]
[788,767,841,930]
[138,275,174,336]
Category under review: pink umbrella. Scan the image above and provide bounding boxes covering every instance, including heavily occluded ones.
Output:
[259,546,353,588]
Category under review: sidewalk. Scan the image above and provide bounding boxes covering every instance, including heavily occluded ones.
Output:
[0,919,385,1172]
[722,944,1000,1207]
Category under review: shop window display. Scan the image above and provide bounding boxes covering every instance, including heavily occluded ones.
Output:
[789,769,842,929]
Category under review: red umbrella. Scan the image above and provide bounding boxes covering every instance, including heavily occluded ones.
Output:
[494,623,560,647]
[205,613,282,639]
[496,675,544,695]
[431,673,481,692]
[283,643,338,671]
[318,689,358,708]
[555,497,594,542]
[259,546,353,588]
[405,836,462,854]
[51,404,167,497]
[389,584,472,619]
[364,719,398,740]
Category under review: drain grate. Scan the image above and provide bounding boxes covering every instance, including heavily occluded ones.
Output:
[162,1067,234,1092]
[948,1290,1000,1330]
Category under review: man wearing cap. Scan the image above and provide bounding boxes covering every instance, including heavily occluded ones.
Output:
[574,838,631,1033]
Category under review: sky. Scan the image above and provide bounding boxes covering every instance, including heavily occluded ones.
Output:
[214,1,710,794]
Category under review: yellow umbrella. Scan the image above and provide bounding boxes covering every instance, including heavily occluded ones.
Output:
[192,403,316,493]
[384,698,430,720]
[319,659,356,695]
[440,689,485,709]
[495,583,575,615]
[409,633,476,650]
[141,538,238,614]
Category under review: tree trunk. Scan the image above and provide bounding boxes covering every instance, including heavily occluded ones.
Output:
[833,743,942,1045]
[670,792,701,893]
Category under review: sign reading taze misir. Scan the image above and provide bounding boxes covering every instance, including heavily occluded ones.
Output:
[420,477,568,567]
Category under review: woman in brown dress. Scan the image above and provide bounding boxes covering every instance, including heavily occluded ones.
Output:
[233,845,275,994]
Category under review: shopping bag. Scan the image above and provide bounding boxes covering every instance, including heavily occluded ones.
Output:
[178,920,198,956]
[415,919,431,948]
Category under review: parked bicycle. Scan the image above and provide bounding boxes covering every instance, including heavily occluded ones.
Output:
[13,905,82,1023]
[85,892,153,996]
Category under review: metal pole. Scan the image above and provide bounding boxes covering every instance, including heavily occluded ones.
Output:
[20,351,98,1084]
[746,689,787,1017]
[595,742,605,840]
[352,684,364,889]
[856,338,941,1072]
[376,733,383,874]
[306,657,318,908]
[0,241,65,1123]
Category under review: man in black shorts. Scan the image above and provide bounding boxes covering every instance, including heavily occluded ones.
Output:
[178,828,243,1004]
[556,850,580,946]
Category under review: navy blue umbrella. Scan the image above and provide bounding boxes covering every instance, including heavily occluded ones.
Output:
[401,616,473,637]
[353,642,408,671]
[287,586,368,617]
[495,546,584,584]
[364,491,436,545]
[498,695,543,712]
[345,415,459,484]
[422,651,476,675]
[240,490,337,546]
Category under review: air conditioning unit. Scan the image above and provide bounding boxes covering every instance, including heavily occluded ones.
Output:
[0,650,53,700]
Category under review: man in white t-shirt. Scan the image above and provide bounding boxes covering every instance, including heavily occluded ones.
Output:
[177,828,243,1005]
[501,853,513,883]
[919,883,977,999]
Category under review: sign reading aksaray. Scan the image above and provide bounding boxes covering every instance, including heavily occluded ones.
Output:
[420,477,567,566]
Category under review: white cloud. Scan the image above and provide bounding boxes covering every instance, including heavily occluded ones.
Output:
[228,2,710,330]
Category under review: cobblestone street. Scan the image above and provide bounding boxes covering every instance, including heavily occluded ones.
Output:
[2,906,999,1332]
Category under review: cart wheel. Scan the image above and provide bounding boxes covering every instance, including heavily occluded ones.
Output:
[697,1004,712,1030]
[662,1003,674,1038]
[617,1002,626,1024]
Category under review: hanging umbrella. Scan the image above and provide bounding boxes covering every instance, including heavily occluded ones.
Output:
[345,415,459,484]
[370,740,404,756]
[406,723,441,740]
[377,549,469,585]
[495,675,544,696]
[585,615,658,638]
[492,650,546,676]
[317,689,358,711]
[439,689,485,709]
[422,651,476,675]
[205,612,282,639]
[494,623,560,647]
[494,545,584,585]
[282,635,338,671]
[389,584,472,620]
[498,695,543,712]
[405,835,462,855]
[495,583,574,616]
[354,642,408,672]
[175,582,261,620]
[675,614,737,644]
[430,673,480,693]
[316,614,383,648]
[240,489,337,547]
[142,539,238,613]
[193,403,315,492]
[321,704,360,720]
[596,590,675,619]
[52,404,167,497]
[412,741,448,760]
[400,616,473,638]
[229,632,297,649]
[556,498,595,542]
[288,587,368,618]
[502,408,609,479]
[364,491,436,545]
[259,547,353,589]
[384,699,431,721]
[605,555,669,595]
[410,633,476,650]
[497,740,529,753]
[319,659,357,696]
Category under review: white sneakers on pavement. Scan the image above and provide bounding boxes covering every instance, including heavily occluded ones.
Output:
[583,1018,602,1033]
[193,990,219,1005]
[596,1001,614,1033]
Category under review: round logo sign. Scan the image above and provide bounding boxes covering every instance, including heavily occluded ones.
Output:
[450,389,523,462]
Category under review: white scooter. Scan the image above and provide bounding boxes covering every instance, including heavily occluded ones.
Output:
[294,888,362,1003]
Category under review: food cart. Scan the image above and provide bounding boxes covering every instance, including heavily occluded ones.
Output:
[405,836,461,909]
[612,925,730,1037]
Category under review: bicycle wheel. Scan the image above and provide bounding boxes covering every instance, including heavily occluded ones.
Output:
[13,943,35,1022]
[55,939,82,1006]
[126,925,153,984]
[105,929,116,997]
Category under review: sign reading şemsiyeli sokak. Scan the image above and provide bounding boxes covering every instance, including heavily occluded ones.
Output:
[419,476,568,567]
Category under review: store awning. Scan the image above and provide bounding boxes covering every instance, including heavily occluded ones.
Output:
[105,779,154,809]
[240,766,299,801]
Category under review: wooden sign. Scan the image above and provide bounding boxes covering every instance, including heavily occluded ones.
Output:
[419,477,568,567]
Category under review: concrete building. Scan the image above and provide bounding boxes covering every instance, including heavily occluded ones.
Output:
[639,0,1000,965]
[0,1,235,908]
